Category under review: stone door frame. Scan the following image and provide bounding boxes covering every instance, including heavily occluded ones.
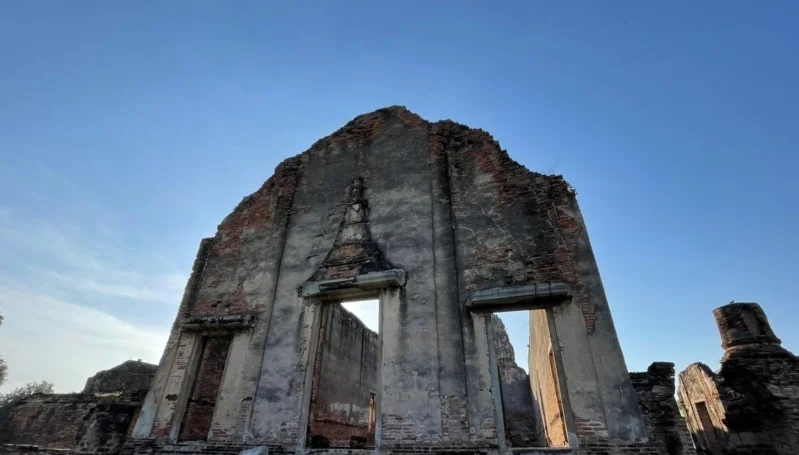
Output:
[296,270,406,453]
[468,282,577,450]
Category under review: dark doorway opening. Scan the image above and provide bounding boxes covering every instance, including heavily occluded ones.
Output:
[178,335,233,442]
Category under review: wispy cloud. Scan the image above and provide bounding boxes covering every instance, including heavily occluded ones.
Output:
[46,270,186,303]
[0,281,168,393]
[0,208,182,393]
[0,209,186,306]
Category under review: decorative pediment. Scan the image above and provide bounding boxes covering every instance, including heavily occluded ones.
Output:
[310,177,393,281]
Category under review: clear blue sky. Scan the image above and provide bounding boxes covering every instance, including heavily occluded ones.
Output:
[1,1,797,392]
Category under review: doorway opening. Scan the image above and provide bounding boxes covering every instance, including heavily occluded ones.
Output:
[308,298,380,449]
[493,309,568,448]
[695,401,722,455]
[178,334,233,442]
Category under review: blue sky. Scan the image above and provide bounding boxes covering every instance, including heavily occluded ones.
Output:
[1,1,797,392]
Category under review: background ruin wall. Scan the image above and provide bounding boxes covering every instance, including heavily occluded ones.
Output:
[308,303,378,448]
[83,361,157,396]
[490,315,540,448]
[630,362,695,455]
[0,361,155,454]
[678,303,799,455]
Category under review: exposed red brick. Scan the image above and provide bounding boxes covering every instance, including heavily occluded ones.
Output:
[679,303,799,455]
[428,120,596,333]
[178,336,233,442]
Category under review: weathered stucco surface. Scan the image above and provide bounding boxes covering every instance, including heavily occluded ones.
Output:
[7,109,795,455]
[10,107,776,455]
[123,106,657,455]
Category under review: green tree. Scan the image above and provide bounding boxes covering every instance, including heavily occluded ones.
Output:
[0,311,55,408]
[0,312,6,387]
[0,380,55,407]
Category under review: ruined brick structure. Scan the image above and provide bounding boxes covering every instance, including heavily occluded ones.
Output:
[0,361,156,454]
[83,361,159,396]
[120,106,694,455]
[678,303,799,455]
[3,107,710,455]
[630,363,696,455]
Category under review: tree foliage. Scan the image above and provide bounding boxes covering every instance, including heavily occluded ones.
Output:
[0,311,55,408]
[0,312,6,387]
[0,380,55,408]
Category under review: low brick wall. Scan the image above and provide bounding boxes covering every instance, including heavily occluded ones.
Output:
[0,393,141,454]
[630,362,695,455]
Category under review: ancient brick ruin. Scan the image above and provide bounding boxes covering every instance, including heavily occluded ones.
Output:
[0,360,156,454]
[678,303,799,455]
[631,363,695,455]
[3,107,796,455]
[120,106,688,455]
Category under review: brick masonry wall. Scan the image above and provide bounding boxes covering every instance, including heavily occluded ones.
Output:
[131,106,651,454]
[679,362,733,454]
[83,360,156,395]
[427,110,637,447]
[429,120,596,334]
[629,362,695,455]
[439,395,470,444]
[679,354,799,454]
[575,441,663,454]
[720,355,799,454]
[678,302,799,455]
[0,393,140,453]
[0,446,72,455]
[178,336,233,442]
[187,155,304,320]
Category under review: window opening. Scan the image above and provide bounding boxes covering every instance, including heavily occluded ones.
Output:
[308,298,379,449]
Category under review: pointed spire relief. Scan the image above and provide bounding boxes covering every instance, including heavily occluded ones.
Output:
[311,177,393,281]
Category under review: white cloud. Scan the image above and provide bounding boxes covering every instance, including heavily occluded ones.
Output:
[0,211,186,307]
[46,270,186,303]
[0,208,182,393]
[0,282,168,393]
